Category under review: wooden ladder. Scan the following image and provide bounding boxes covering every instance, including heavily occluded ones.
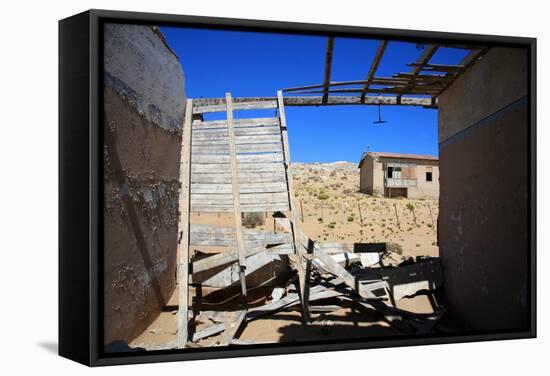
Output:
[175,91,309,347]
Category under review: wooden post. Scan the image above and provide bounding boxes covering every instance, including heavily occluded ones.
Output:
[300,199,304,222]
[393,203,401,229]
[427,202,435,228]
[226,93,248,310]
[277,90,310,322]
[358,203,364,227]
[176,99,193,348]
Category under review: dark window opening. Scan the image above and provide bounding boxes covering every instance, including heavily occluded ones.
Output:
[387,166,401,179]
[426,172,433,182]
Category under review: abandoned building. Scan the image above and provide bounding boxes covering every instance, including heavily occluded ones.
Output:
[358,152,439,199]
[100,22,529,350]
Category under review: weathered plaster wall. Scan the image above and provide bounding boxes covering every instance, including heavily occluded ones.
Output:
[103,24,186,344]
[408,162,439,199]
[359,156,375,194]
[362,156,439,199]
[438,47,529,331]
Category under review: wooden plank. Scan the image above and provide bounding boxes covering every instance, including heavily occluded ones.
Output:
[277,90,310,322]
[191,144,230,154]
[176,99,193,348]
[191,173,232,183]
[192,139,229,146]
[236,143,283,154]
[191,203,290,213]
[241,192,289,204]
[360,40,388,100]
[239,181,288,193]
[235,134,282,144]
[313,247,386,299]
[191,153,284,164]
[192,143,282,154]
[191,224,292,239]
[238,163,286,173]
[191,285,337,341]
[191,181,288,194]
[190,231,292,246]
[191,242,265,274]
[192,250,281,287]
[226,93,248,309]
[192,162,285,173]
[191,183,232,194]
[194,100,278,114]
[241,203,290,212]
[397,44,439,101]
[318,242,388,253]
[190,224,236,234]
[322,37,335,104]
[238,171,287,183]
[194,95,435,108]
[192,117,279,129]
[192,125,280,138]
[190,192,288,205]
[407,62,465,73]
[216,310,246,346]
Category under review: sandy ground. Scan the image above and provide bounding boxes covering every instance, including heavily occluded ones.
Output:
[292,162,439,258]
[129,162,440,349]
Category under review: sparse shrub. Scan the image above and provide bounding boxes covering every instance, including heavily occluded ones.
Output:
[347,216,354,222]
[242,212,265,228]
[317,193,329,200]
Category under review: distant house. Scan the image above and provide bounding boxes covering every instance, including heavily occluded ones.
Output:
[358,152,439,199]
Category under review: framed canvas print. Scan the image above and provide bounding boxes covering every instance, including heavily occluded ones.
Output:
[59,9,536,366]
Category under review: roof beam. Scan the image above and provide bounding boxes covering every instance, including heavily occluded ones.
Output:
[322,37,335,105]
[192,95,436,108]
[287,87,441,96]
[396,44,439,102]
[360,40,388,101]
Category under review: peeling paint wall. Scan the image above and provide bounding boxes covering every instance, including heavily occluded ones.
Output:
[103,24,186,344]
[438,48,529,331]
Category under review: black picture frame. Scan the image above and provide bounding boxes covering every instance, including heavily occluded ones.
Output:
[59,9,537,366]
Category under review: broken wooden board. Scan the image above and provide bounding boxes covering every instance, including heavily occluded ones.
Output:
[192,285,341,341]
[215,310,247,347]
[190,250,287,288]
[352,257,443,300]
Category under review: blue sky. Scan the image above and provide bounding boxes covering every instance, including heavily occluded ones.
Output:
[161,27,468,163]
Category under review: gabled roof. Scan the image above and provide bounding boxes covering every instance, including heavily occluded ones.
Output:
[358,151,439,168]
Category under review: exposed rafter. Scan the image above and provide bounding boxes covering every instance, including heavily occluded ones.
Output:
[322,37,335,105]
[396,44,439,102]
[360,40,388,101]
[280,40,488,106]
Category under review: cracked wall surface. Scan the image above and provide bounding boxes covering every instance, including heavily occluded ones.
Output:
[103,24,186,344]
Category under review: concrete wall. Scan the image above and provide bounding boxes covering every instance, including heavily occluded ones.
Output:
[103,24,186,344]
[438,47,529,331]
